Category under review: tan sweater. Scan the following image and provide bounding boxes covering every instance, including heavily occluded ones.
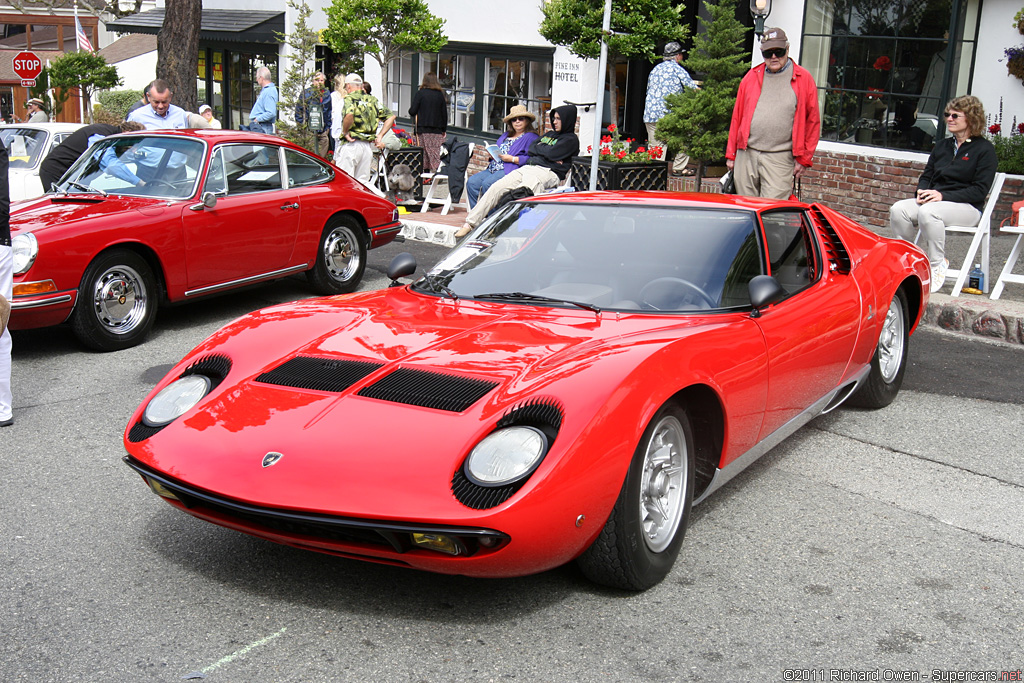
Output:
[747,65,797,152]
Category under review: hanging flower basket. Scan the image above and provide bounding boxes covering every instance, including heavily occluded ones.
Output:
[1008,50,1024,81]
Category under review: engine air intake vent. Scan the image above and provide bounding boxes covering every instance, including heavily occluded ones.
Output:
[357,368,498,412]
[810,205,852,274]
[255,356,383,393]
[451,471,520,510]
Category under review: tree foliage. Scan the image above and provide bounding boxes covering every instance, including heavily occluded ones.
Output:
[539,0,688,130]
[156,0,201,112]
[45,52,121,122]
[657,0,749,180]
[276,0,321,153]
[323,0,447,91]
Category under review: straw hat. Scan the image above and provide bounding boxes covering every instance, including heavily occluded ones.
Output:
[502,104,536,124]
[27,98,45,108]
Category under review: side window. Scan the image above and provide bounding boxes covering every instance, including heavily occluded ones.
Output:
[283,149,332,187]
[761,211,818,296]
[204,148,228,195]
[220,144,282,195]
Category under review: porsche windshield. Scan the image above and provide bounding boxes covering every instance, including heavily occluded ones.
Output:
[2,127,49,169]
[59,135,205,199]
[419,202,764,312]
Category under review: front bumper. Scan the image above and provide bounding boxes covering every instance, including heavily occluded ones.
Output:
[8,286,77,330]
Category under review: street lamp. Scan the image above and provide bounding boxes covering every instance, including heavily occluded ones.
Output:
[750,0,773,37]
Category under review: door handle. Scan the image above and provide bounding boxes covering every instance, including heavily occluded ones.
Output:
[280,202,299,210]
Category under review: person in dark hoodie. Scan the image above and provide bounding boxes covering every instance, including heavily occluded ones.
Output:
[457,104,579,237]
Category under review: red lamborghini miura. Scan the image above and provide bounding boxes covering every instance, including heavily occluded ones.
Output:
[123,192,930,590]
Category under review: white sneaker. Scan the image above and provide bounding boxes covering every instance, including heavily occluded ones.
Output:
[930,259,948,293]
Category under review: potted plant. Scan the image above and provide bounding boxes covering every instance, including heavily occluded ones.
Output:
[570,124,669,191]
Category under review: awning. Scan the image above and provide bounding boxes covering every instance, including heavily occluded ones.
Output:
[106,9,284,45]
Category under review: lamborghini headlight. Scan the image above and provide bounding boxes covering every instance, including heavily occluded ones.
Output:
[464,426,548,486]
[142,375,212,427]
[12,233,38,275]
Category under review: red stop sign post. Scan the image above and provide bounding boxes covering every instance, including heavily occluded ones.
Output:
[13,50,43,87]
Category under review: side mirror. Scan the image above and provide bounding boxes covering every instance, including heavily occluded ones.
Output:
[202,191,218,209]
[748,275,785,313]
[386,252,417,286]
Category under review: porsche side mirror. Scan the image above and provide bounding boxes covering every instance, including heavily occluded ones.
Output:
[387,252,417,286]
[748,275,785,316]
[202,192,218,208]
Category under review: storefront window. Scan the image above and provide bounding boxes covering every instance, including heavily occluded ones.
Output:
[484,58,553,133]
[802,0,979,151]
[387,54,413,115]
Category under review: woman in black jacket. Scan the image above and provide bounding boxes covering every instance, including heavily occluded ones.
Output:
[889,95,997,293]
[409,72,448,172]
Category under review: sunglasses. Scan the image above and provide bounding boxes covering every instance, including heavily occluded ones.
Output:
[511,117,529,122]
[762,48,787,59]
[943,112,962,120]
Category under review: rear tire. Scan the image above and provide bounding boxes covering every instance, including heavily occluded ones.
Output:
[848,289,909,408]
[306,216,367,295]
[71,249,157,352]
[577,403,695,590]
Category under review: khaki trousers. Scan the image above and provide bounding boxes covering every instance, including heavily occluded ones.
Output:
[734,148,795,199]
[645,122,688,173]
[466,166,561,228]
[889,197,981,268]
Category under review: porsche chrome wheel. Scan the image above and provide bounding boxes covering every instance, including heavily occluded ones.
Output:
[307,217,367,294]
[71,249,157,351]
[639,414,688,553]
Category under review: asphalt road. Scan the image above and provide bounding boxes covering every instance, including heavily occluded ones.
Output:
[2,238,1023,682]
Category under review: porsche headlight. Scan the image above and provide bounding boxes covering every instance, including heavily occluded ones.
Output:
[12,233,38,275]
[465,426,549,486]
[142,375,212,427]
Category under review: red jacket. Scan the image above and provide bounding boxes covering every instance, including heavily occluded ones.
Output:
[726,60,821,168]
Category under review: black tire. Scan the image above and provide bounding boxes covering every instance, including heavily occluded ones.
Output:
[306,216,367,295]
[848,289,909,409]
[577,403,695,590]
[70,249,157,352]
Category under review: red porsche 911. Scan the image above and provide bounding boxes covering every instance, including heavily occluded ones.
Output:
[124,192,930,590]
[8,129,400,350]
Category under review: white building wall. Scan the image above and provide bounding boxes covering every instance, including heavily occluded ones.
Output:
[973,0,1024,127]
[115,53,159,91]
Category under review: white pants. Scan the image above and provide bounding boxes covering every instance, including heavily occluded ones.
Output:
[466,166,561,228]
[1,245,12,422]
[889,198,981,268]
[335,140,374,183]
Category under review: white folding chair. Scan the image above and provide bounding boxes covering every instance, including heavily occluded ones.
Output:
[990,210,1024,299]
[915,172,1005,296]
[420,142,474,215]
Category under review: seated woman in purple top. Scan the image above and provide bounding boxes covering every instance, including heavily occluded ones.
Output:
[466,105,540,208]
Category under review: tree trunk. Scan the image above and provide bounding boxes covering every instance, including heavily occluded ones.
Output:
[695,160,705,190]
[156,0,201,113]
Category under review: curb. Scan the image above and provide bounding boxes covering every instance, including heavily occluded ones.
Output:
[923,293,1024,346]
[398,218,1024,346]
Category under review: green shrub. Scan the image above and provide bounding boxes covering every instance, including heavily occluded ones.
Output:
[992,133,1024,175]
[97,89,143,120]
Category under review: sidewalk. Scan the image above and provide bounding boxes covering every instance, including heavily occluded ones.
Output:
[398,191,1024,346]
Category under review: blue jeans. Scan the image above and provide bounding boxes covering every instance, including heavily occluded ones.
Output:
[466,168,505,208]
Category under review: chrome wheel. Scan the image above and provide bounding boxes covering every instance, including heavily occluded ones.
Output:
[90,264,149,335]
[878,296,906,384]
[322,223,362,283]
[638,414,688,553]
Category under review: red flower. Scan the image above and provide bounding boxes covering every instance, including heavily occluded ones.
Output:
[1018,122,1024,135]
[866,87,884,101]
[587,145,593,153]
[873,56,891,71]
[635,147,646,154]
[607,124,617,132]
[601,135,612,144]
[990,124,1002,134]
[615,149,627,159]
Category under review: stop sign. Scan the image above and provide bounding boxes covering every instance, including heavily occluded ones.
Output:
[12,51,43,85]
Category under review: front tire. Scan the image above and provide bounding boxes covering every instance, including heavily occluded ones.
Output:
[306,217,367,295]
[848,289,909,408]
[70,249,157,351]
[577,403,695,590]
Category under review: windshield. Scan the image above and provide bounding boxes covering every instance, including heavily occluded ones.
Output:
[417,202,764,312]
[1,128,48,169]
[60,135,206,199]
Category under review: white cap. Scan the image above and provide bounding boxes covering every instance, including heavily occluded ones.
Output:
[198,104,212,114]
[344,73,363,86]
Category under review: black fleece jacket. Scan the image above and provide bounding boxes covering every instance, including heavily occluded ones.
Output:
[408,88,448,134]
[918,135,998,211]
[526,104,580,179]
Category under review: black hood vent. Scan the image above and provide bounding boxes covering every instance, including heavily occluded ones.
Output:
[357,368,498,412]
[255,356,384,393]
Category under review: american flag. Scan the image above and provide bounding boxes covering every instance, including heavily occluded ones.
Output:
[75,10,94,53]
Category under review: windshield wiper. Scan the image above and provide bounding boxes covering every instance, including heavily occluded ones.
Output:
[65,180,107,197]
[474,291,601,313]
[420,274,459,300]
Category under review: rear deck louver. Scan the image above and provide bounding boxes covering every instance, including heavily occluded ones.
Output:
[357,368,498,412]
[810,205,852,274]
[255,356,383,393]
